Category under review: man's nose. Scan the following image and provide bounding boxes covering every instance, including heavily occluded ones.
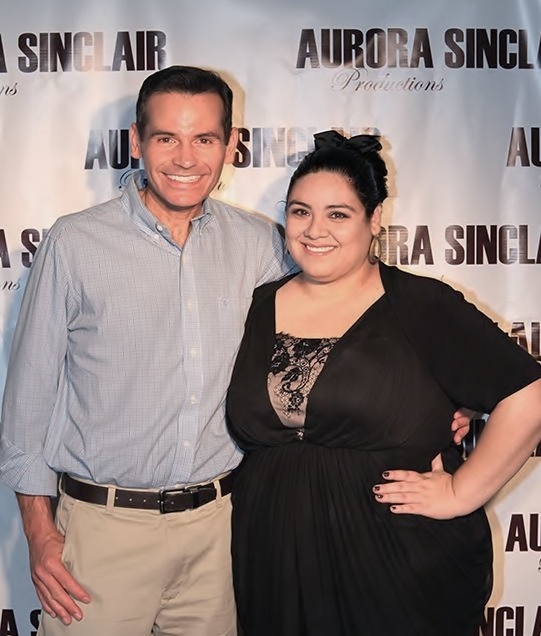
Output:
[173,142,196,168]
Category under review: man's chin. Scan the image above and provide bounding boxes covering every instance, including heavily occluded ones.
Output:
[146,189,208,217]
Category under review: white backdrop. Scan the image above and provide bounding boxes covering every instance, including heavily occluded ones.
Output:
[1,1,540,634]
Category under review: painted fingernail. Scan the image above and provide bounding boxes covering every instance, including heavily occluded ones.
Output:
[375,494,383,500]
[373,485,380,492]
[382,471,390,478]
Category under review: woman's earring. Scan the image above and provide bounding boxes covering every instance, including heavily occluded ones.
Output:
[368,233,382,264]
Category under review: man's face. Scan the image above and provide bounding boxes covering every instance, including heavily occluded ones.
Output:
[130,91,238,220]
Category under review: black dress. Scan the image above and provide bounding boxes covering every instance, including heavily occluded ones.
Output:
[226,263,541,636]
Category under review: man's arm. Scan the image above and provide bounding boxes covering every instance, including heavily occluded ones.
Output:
[451,408,476,445]
[17,493,90,625]
[0,229,91,622]
[257,221,297,286]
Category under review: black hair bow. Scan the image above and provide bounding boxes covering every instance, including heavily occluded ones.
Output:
[313,130,382,154]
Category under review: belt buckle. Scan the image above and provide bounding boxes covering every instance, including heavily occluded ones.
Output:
[159,486,188,514]
[158,484,210,514]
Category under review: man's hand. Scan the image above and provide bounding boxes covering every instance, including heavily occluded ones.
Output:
[17,494,90,625]
[451,408,476,445]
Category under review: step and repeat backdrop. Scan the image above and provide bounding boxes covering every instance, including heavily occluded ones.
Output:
[0,0,540,634]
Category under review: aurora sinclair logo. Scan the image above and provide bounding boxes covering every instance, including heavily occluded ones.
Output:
[506,127,541,189]
[0,30,166,73]
[295,27,541,93]
[83,126,379,173]
[377,224,541,267]
[506,128,541,167]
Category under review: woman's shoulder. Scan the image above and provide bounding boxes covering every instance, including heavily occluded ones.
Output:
[244,273,299,325]
[253,273,299,302]
[379,262,463,308]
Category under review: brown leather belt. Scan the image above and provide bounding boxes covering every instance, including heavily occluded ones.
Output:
[61,472,233,514]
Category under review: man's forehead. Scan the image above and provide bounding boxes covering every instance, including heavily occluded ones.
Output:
[145,91,225,131]
[147,90,224,111]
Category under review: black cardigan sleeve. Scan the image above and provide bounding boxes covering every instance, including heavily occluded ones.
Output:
[380,262,541,413]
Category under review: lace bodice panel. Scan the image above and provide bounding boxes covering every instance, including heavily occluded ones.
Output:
[267,332,339,430]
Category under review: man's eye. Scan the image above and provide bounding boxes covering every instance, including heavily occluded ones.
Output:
[330,211,347,219]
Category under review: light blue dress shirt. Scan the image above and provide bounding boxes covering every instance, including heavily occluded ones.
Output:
[0,171,291,495]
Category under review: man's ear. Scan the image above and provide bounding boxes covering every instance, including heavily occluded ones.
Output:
[130,122,143,160]
[224,127,239,165]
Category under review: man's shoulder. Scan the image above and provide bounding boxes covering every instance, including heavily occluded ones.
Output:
[206,198,277,233]
[47,195,125,238]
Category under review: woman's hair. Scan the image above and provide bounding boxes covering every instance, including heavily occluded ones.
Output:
[135,65,234,142]
[286,130,388,217]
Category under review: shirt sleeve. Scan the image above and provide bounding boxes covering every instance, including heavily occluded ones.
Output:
[381,264,541,414]
[0,229,71,495]
[254,222,297,287]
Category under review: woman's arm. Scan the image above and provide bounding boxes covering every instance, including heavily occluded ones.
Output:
[373,378,541,519]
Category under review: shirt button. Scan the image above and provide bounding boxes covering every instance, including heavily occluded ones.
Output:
[190,347,197,358]
[187,300,193,310]
[155,223,164,232]
[190,395,197,405]
[296,428,304,440]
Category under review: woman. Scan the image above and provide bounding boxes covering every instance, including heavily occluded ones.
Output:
[226,130,541,636]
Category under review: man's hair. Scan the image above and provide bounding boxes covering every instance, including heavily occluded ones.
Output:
[135,65,234,142]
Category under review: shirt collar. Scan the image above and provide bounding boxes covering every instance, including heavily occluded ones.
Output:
[124,170,213,236]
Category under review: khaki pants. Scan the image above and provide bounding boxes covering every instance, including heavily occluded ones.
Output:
[38,487,236,636]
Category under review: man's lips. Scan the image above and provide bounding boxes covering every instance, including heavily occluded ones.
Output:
[166,174,202,184]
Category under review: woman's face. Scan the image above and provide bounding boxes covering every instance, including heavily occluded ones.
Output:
[285,170,381,284]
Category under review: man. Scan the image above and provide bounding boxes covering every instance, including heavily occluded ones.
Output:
[0,66,469,636]
[0,65,290,636]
